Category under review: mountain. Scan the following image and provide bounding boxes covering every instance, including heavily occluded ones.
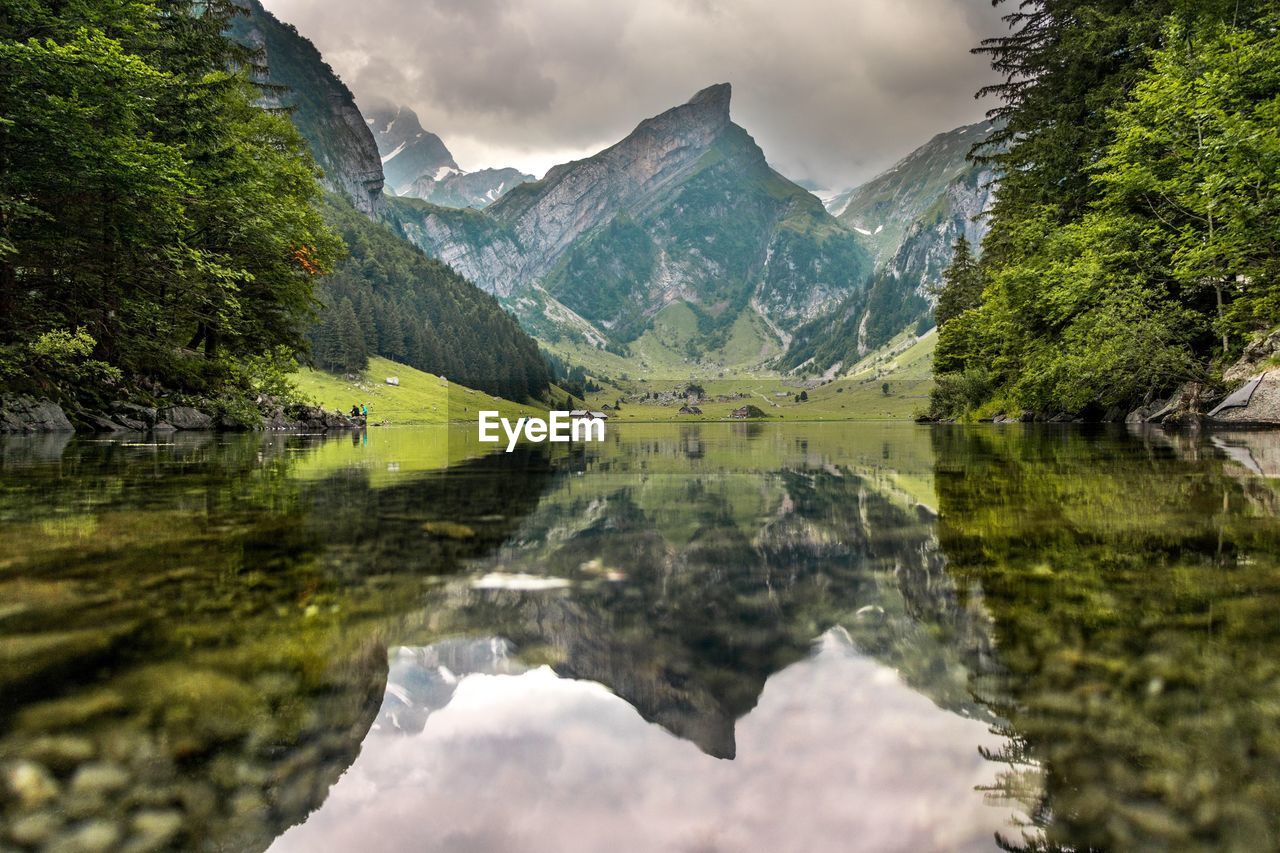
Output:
[828,120,1000,264]
[367,104,459,195]
[228,1,384,215]
[405,166,536,209]
[368,104,535,208]
[229,5,551,399]
[781,142,999,374]
[389,84,873,373]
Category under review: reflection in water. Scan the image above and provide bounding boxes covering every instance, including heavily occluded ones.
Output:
[273,631,1013,853]
[8,424,1280,850]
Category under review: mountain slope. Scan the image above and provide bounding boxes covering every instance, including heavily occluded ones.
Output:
[830,120,999,264]
[369,103,535,208]
[229,6,551,399]
[782,155,998,375]
[311,195,552,402]
[390,84,873,373]
[407,166,535,209]
[229,0,384,214]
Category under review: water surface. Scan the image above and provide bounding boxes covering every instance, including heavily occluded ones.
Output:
[3,424,1280,851]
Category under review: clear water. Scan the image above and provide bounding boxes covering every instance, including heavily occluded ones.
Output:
[3,423,1280,852]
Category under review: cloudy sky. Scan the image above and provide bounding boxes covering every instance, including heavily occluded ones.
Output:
[261,0,1008,189]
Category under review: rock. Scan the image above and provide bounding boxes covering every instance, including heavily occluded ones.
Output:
[25,735,97,771]
[69,762,131,796]
[52,819,121,853]
[0,394,74,433]
[81,413,135,433]
[9,810,63,846]
[127,810,183,852]
[1,624,139,694]
[18,688,128,731]
[6,760,60,808]
[152,422,176,432]
[423,521,476,540]
[111,402,157,427]
[157,406,213,430]
[1210,374,1280,426]
[1225,327,1280,383]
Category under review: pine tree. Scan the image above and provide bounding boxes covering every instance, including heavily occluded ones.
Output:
[932,236,982,328]
[334,298,367,374]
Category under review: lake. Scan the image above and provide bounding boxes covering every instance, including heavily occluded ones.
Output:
[3,423,1280,851]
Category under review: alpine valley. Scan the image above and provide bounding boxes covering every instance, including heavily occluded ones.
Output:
[233,1,999,388]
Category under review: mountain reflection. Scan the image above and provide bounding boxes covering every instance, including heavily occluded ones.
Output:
[272,630,1016,853]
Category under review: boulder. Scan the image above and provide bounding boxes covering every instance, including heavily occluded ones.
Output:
[1210,373,1280,426]
[0,394,73,433]
[158,406,214,430]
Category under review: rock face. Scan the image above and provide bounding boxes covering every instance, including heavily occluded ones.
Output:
[781,125,1001,373]
[407,166,535,209]
[367,104,458,197]
[368,104,535,208]
[228,1,384,215]
[832,120,1002,265]
[0,395,73,433]
[389,84,872,366]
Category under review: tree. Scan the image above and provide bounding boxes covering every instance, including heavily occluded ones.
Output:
[0,0,341,401]
[932,236,983,328]
[334,298,367,374]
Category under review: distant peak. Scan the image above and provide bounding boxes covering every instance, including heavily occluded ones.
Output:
[686,82,731,112]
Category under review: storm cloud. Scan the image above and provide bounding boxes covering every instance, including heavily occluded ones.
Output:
[260,0,1008,189]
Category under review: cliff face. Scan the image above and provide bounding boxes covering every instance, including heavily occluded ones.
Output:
[229,1,384,215]
[366,104,458,196]
[390,84,872,367]
[781,131,1000,374]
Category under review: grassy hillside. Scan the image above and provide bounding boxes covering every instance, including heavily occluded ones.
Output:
[582,331,935,422]
[293,356,548,425]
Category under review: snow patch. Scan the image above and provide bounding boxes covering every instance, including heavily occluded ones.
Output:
[380,141,407,164]
[434,165,461,181]
[853,226,872,236]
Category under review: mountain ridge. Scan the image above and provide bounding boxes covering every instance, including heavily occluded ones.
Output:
[390,83,874,374]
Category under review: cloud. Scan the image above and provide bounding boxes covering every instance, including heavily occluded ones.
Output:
[261,0,1006,187]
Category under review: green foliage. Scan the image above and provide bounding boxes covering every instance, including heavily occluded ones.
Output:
[939,4,1279,416]
[931,236,983,328]
[307,196,551,402]
[0,0,340,404]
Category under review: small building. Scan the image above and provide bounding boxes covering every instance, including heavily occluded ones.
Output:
[730,405,766,419]
[678,404,703,415]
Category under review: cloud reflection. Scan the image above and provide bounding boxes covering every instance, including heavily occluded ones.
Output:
[271,630,1031,852]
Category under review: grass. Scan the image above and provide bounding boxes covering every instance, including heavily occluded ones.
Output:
[583,330,936,422]
[291,356,548,425]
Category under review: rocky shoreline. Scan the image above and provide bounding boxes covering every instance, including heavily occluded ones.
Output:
[0,394,362,435]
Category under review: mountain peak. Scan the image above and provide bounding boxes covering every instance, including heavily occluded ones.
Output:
[686,82,731,112]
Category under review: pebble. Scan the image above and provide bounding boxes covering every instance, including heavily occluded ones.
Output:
[51,819,121,853]
[6,760,60,808]
[25,735,96,771]
[70,762,131,796]
[9,810,63,846]
[128,810,183,851]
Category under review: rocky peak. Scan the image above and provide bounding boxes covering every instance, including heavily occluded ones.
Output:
[365,104,459,196]
[686,81,732,113]
[486,83,743,272]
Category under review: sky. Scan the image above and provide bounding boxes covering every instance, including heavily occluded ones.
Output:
[260,0,1009,189]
